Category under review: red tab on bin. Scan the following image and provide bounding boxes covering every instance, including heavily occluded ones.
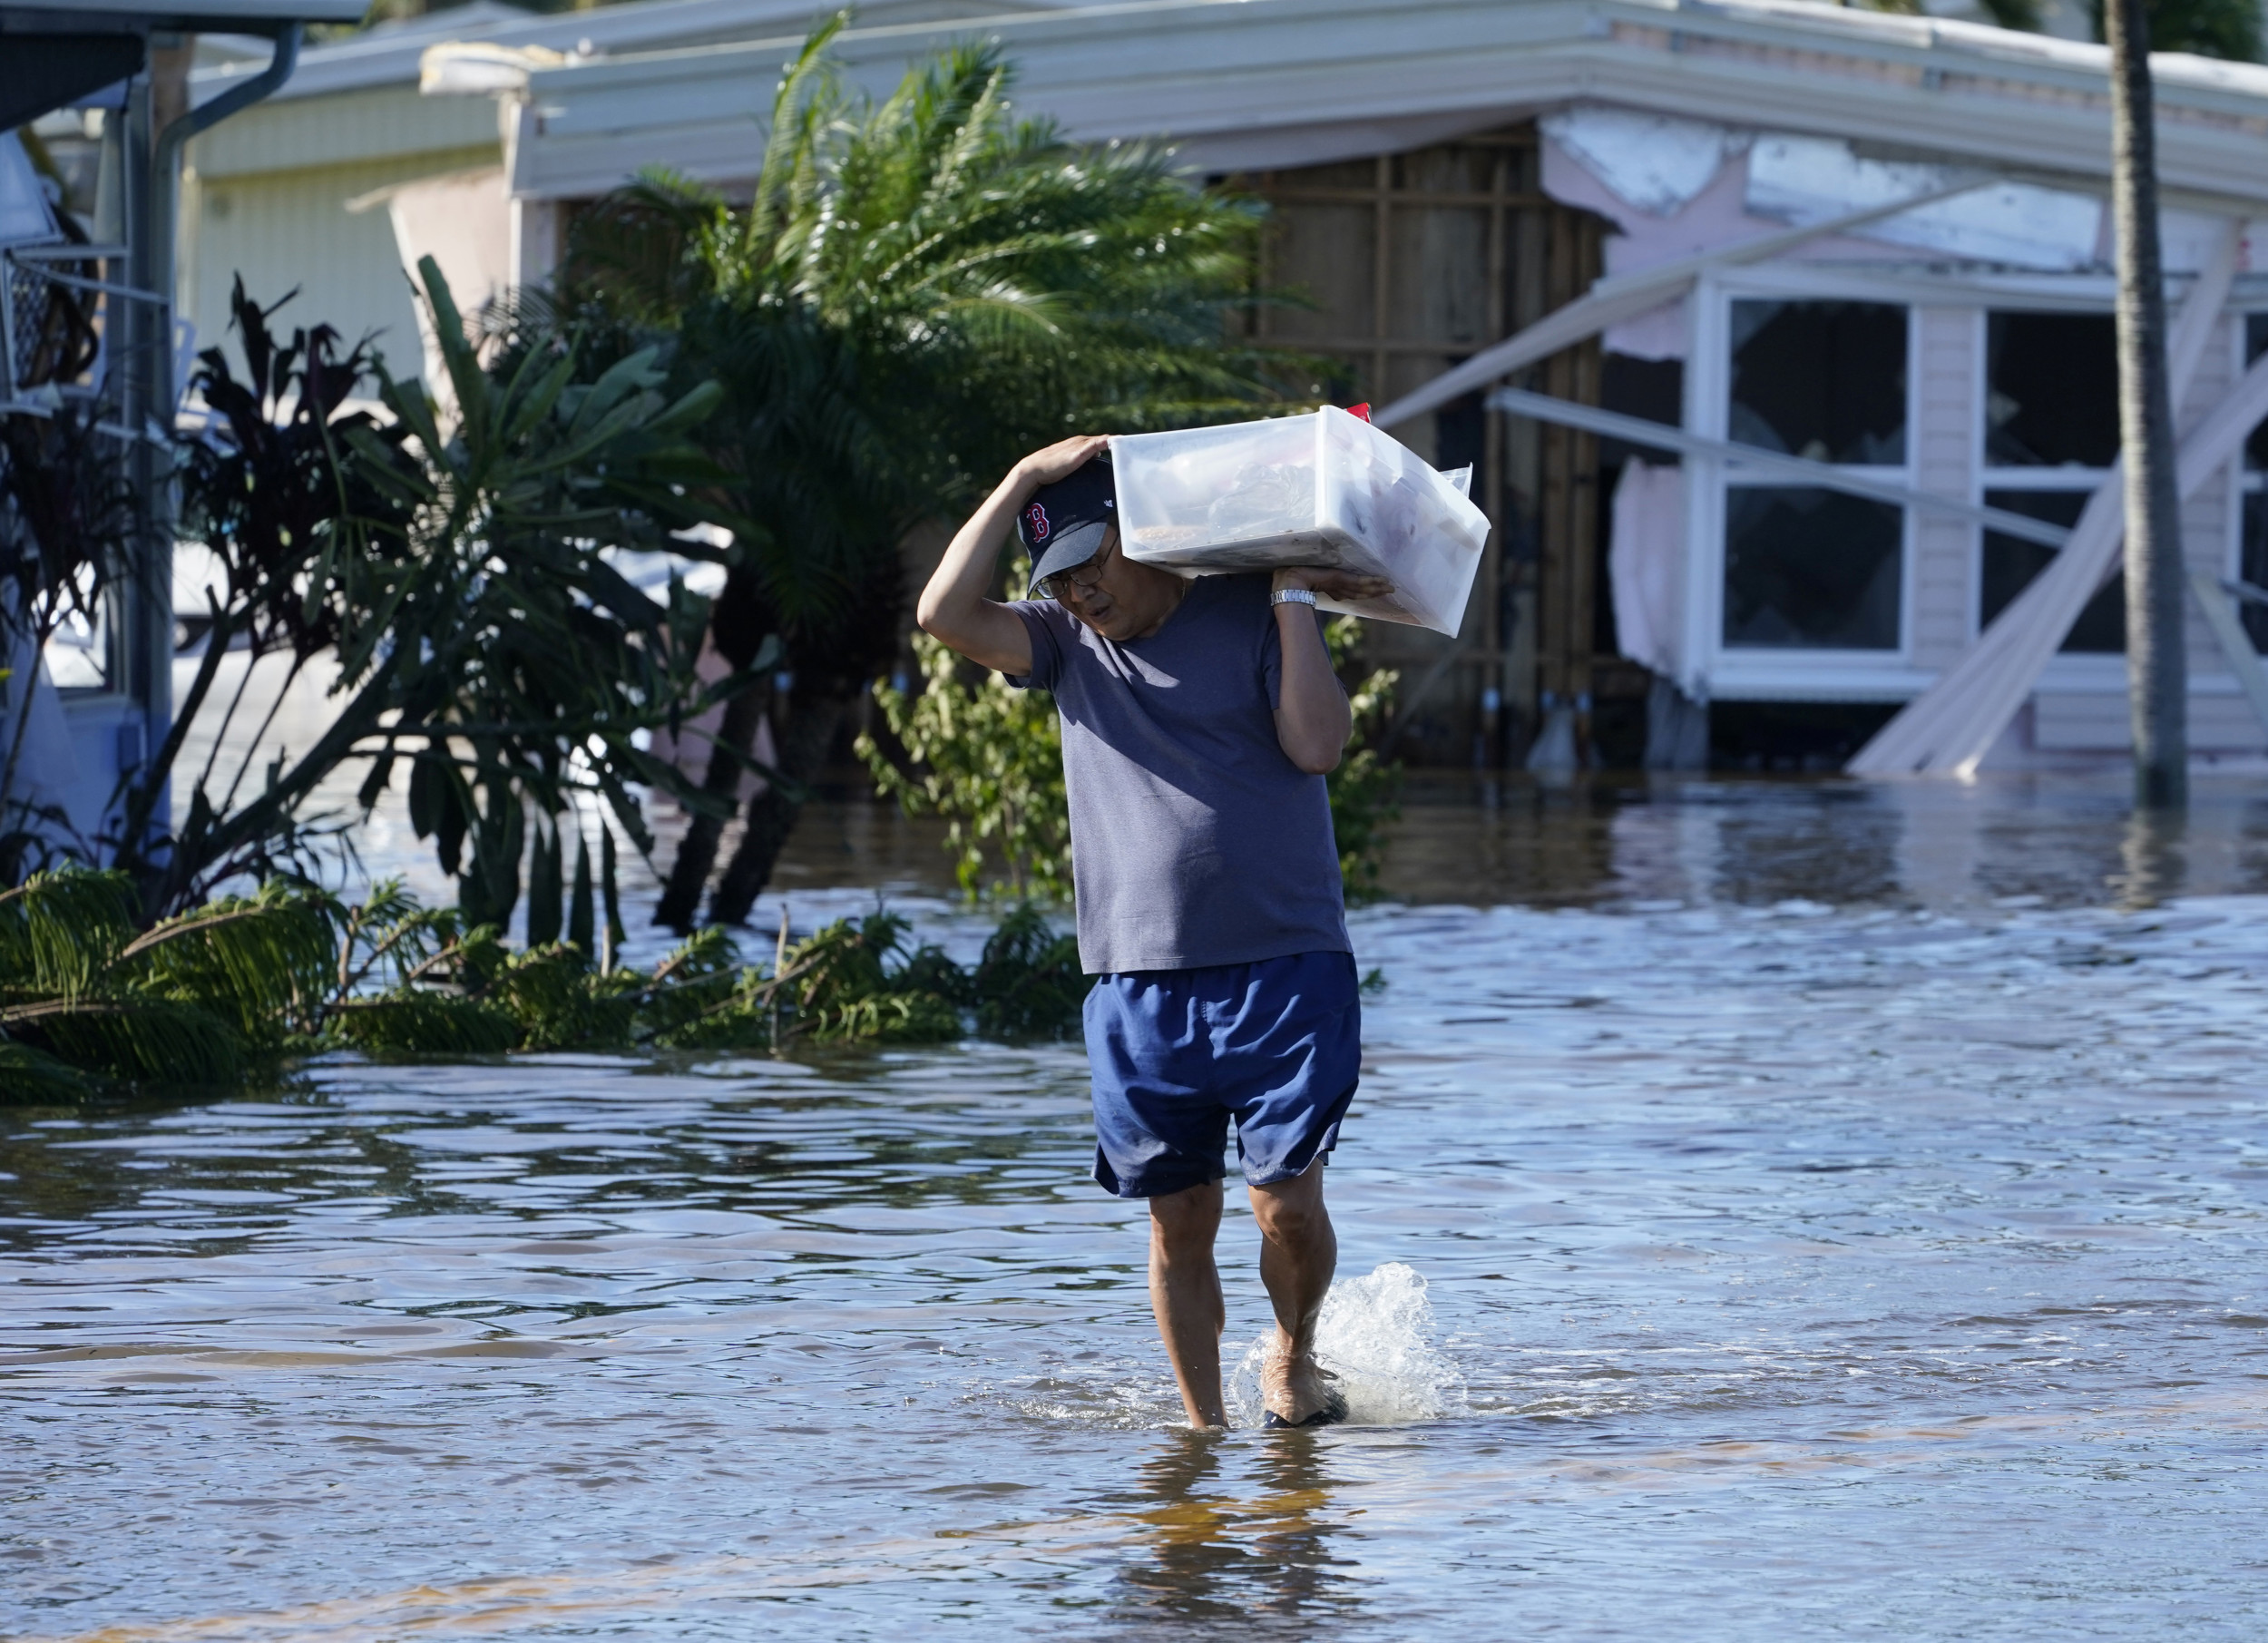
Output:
[1345,402,1372,422]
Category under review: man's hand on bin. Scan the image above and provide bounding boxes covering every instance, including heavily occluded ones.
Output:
[1016,434,1110,487]
[1271,566,1393,603]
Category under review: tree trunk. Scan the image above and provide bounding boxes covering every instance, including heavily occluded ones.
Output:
[2107,0,2188,809]
[654,683,770,933]
[708,685,852,926]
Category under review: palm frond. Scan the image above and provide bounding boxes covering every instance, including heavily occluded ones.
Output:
[0,1037,95,1101]
[329,993,521,1056]
[6,996,245,1087]
[0,869,138,997]
[120,886,339,1044]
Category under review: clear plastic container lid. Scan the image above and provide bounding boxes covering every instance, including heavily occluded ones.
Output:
[1109,406,1489,636]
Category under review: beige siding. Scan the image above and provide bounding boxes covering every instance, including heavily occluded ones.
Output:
[181,149,498,382]
[190,85,499,181]
[1910,305,1976,670]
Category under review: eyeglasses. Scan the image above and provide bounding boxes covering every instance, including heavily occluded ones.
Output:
[1040,552,1108,602]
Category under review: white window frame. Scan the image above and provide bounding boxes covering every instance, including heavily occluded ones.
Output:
[1688,266,1924,701]
[1970,299,2129,693]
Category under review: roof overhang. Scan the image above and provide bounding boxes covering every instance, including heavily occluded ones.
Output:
[0,2,353,131]
[1,0,365,33]
[190,0,1070,105]
[467,0,2268,210]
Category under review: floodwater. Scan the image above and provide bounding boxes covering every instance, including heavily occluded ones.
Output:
[6,776,2268,1638]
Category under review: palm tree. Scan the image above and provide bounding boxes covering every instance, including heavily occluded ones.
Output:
[560,18,1281,930]
[2101,0,2191,807]
[1861,0,2256,805]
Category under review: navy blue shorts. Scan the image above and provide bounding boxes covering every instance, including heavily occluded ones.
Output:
[1083,949,1361,1199]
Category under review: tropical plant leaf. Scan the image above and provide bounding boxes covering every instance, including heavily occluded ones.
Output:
[7,996,245,1087]
[0,869,139,998]
[0,1037,95,1101]
[330,993,521,1056]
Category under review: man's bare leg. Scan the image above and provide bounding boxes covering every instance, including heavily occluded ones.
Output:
[1149,1179,1227,1428]
[1250,1158,1341,1424]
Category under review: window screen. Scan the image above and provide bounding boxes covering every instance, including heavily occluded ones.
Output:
[1979,490,2125,653]
[1723,488,1903,650]
[1985,313,2118,468]
[1728,300,1906,465]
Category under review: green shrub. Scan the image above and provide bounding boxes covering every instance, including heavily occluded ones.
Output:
[0,869,1087,1100]
[859,613,1403,902]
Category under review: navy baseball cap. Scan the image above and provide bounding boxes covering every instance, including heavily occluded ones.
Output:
[1017,457,1117,595]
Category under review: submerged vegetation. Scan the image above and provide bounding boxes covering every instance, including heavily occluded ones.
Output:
[0,870,1087,1100]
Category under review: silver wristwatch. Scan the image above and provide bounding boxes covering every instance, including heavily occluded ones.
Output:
[1270,587,1318,608]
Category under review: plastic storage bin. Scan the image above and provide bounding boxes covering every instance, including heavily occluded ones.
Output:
[1108,406,1489,636]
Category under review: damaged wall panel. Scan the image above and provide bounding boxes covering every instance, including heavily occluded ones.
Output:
[1237,123,1612,767]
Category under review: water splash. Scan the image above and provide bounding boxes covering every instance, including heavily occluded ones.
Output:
[1227,1262,1467,1427]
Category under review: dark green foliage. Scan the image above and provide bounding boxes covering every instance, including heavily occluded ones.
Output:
[329,993,520,1056]
[1849,0,2046,32]
[600,826,626,962]
[2083,0,2262,58]
[568,836,596,954]
[360,259,758,925]
[0,867,1086,1099]
[27,997,246,1087]
[118,280,409,910]
[525,825,564,949]
[968,904,1090,1040]
[120,887,340,1051]
[0,1038,92,1100]
[562,19,1294,922]
[773,913,964,1044]
[1323,618,1403,903]
[1856,0,2262,58]
[18,267,758,923]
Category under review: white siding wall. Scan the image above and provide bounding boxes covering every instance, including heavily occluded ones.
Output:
[2031,312,2265,754]
[1911,305,1976,672]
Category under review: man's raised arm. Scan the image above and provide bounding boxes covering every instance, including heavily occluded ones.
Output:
[917,435,1110,676]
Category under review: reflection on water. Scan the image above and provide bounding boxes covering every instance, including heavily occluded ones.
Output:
[1380,771,2268,911]
[1106,1432,1353,1631]
[6,777,2268,1637]
[698,771,2268,938]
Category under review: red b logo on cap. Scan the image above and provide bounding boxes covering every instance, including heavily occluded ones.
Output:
[1024,503,1050,542]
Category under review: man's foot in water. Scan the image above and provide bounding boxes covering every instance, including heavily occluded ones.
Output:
[1261,1338,1346,1428]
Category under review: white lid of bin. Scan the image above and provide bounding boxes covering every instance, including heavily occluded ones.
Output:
[1109,406,1488,637]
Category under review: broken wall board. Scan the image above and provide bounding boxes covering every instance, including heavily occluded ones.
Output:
[2187,568,2268,737]
[1487,386,2075,547]
[1373,180,1995,432]
[1845,222,2244,776]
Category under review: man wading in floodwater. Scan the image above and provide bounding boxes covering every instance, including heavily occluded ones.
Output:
[918,435,1387,1430]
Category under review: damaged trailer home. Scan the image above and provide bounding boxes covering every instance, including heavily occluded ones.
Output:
[230,0,2268,772]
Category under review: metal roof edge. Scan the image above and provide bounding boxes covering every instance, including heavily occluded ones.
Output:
[191,0,1072,102]
[509,0,2268,122]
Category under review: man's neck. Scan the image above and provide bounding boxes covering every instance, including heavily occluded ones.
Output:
[1130,573,1191,640]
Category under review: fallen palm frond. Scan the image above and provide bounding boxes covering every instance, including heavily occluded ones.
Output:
[0,869,1089,1100]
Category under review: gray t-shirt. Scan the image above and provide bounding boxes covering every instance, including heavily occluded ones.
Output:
[1010,573,1351,975]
